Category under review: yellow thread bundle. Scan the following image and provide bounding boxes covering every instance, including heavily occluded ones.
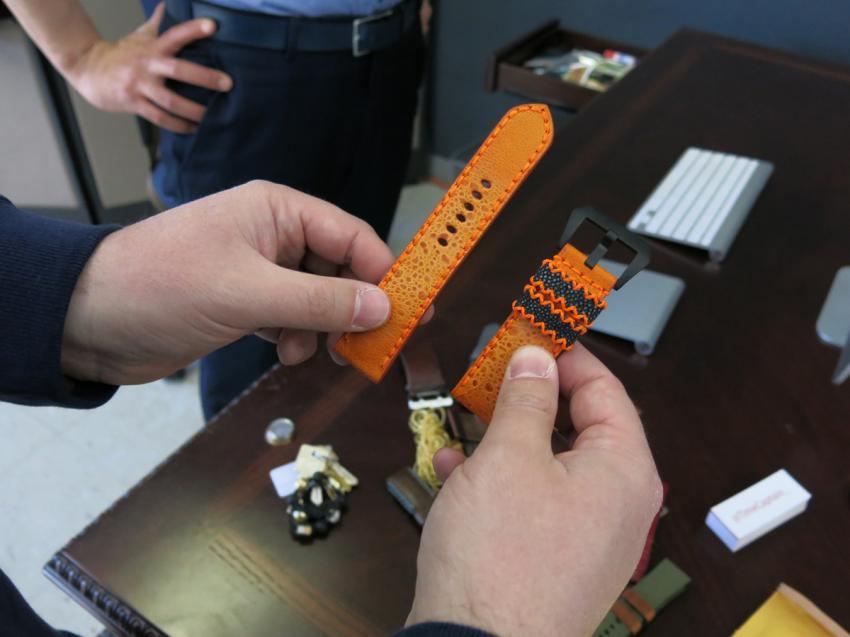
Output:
[408,408,462,490]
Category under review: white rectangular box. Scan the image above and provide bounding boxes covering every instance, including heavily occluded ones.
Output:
[706,469,811,552]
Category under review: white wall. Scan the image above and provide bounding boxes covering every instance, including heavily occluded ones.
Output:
[0,20,86,220]
[68,0,151,211]
[0,2,152,222]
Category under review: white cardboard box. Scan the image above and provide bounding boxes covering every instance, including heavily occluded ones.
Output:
[705,469,811,552]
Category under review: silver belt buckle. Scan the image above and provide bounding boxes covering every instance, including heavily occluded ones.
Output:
[352,9,394,57]
[407,390,454,412]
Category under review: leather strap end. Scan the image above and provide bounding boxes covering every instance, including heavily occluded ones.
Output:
[334,103,554,382]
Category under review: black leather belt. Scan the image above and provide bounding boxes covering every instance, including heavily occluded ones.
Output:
[165,0,418,56]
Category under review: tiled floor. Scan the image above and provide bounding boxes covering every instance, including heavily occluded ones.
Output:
[0,373,204,636]
[0,182,444,635]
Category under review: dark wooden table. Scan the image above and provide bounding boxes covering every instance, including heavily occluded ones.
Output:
[47,29,850,637]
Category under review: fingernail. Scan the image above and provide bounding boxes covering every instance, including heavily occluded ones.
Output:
[352,288,390,330]
[508,346,555,380]
[201,19,215,34]
[328,347,350,366]
[218,75,232,91]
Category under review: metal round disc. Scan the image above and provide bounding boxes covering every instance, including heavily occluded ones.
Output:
[265,417,295,445]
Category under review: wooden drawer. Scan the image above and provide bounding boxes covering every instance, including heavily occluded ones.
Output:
[487,20,648,110]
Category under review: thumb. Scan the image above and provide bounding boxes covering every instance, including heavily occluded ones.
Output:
[139,2,165,36]
[481,346,559,455]
[433,447,465,483]
[234,260,391,333]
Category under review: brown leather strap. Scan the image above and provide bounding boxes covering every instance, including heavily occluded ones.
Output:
[400,341,446,397]
[386,467,435,526]
[399,342,463,441]
[455,411,486,455]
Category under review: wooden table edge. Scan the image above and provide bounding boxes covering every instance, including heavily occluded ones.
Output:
[44,552,165,637]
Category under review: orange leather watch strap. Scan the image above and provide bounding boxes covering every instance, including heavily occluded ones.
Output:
[452,244,616,423]
[335,104,554,382]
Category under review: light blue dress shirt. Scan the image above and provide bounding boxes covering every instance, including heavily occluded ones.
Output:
[205,0,403,17]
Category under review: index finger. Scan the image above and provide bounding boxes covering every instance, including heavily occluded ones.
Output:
[557,343,649,454]
[148,57,232,92]
[271,187,396,286]
[157,17,217,56]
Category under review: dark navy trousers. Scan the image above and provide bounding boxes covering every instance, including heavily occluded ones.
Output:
[150,6,425,419]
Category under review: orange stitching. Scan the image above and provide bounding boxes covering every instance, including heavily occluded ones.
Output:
[371,104,552,371]
[454,314,518,390]
[511,305,573,353]
[454,301,572,393]
[528,290,588,334]
[455,245,606,391]
[541,258,608,308]
[548,254,611,299]
[525,285,589,334]
[529,286,590,328]
[547,259,609,305]
[454,249,612,400]
[527,281,591,327]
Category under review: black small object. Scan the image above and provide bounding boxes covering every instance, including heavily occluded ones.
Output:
[286,472,346,540]
[560,206,650,290]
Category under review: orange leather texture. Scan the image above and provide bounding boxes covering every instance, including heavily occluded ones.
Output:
[452,244,616,423]
[335,104,554,382]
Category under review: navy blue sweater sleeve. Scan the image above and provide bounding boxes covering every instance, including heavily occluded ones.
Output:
[0,198,497,637]
[395,623,496,637]
[0,568,68,637]
[0,197,119,407]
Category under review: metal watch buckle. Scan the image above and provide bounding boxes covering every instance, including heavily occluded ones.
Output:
[560,206,651,290]
[407,390,454,412]
[352,9,394,57]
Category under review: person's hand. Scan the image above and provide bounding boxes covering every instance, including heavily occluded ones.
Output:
[67,2,232,133]
[409,345,662,637]
[61,180,396,385]
[420,0,433,35]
